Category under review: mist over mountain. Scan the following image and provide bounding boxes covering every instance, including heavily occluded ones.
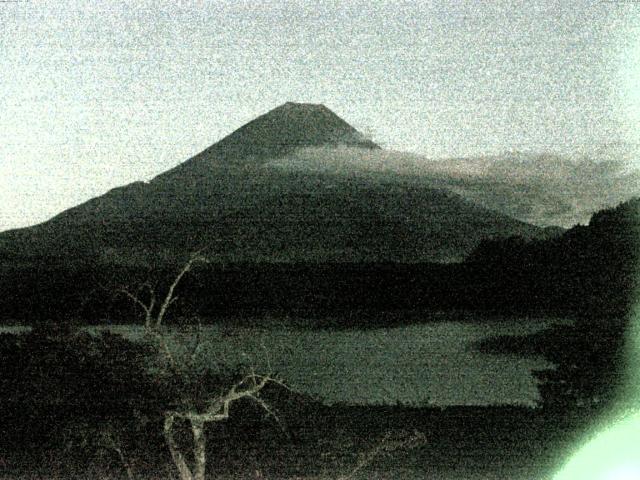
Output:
[269,143,640,228]
[0,103,547,265]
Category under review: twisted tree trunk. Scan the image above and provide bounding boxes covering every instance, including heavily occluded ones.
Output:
[162,374,280,480]
[115,252,284,480]
[164,414,194,480]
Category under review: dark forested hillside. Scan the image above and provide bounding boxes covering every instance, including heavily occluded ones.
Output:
[0,199,636,325]
[473,199,640,415]
[465,197,640,319]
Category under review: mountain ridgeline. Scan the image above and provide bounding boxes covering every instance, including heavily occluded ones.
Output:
[157,101,381,178]
[0,103,637,324]
[0,103,544,266]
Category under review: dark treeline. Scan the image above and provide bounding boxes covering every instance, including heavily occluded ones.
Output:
[473,198,639,414]
[1,199,638,327]
[466,197,639,320]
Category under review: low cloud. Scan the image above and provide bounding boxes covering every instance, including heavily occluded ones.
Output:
[267,144,640,228]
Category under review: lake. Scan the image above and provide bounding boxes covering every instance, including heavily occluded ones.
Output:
[3,318,564,407]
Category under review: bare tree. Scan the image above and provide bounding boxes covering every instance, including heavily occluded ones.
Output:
[117,251,287,480]
[164,371,287,480]
[337,430,426,480]
[116,251,208,330]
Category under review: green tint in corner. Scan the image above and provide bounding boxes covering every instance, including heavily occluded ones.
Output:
[553,409,640,480]
[554,239,640,480]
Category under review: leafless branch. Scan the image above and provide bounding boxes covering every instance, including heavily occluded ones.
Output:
[187,320,203,369]
[110,251,207,331]
[163,370,287,480]
[337,430,427,480]
[247,394,288,433]
[153,252,207,328]
[116,286,155,326]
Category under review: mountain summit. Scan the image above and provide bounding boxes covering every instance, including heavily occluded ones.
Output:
[160,102,379,180]
[217,102,380,154]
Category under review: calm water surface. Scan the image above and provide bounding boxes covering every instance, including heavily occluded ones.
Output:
[3,319,564,406]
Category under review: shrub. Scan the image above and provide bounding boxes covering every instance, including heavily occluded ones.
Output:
[0,326,157,451]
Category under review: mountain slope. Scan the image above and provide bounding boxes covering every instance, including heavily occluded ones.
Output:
[155,102,379,182]
[261,144,640,228]
[0,103,546,265]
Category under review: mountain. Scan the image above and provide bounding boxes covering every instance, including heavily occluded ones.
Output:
[0,103,547,266]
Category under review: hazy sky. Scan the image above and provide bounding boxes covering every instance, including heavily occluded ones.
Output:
[1,0,639,231]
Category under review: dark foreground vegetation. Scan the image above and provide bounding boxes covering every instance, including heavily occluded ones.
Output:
[0,323,603,480]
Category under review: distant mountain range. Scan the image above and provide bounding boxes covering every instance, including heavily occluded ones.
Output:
[0,102,555,265]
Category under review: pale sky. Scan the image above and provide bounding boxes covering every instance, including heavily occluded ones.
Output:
[1,0,639,232]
